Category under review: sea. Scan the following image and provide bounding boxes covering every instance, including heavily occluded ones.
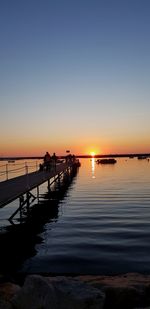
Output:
[0,157,150,276]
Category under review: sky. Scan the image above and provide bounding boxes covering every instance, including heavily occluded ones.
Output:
[0,0,150,157]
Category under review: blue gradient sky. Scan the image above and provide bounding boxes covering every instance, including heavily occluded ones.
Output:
[0,0,150,156]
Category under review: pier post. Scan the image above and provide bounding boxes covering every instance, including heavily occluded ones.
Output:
[25,162,29,189]
[26,192,30,214]
[37,186,39,203]
[47,179,51,191]
[6,164,8,181]
[57,173,61,188]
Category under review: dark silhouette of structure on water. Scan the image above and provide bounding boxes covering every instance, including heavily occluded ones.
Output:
[0,164,79,279]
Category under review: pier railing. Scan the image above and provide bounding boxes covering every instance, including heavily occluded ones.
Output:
[0,161,42,182]
[0,159,80,207]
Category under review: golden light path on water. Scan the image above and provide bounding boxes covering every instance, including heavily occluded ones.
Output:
[91,157,95,179]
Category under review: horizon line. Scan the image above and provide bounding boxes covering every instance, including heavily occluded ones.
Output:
[1,152,150,160]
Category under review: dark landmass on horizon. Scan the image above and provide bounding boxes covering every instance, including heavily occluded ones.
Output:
[0,153,150,161]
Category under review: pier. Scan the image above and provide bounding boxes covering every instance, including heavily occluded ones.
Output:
[0,160,80,222]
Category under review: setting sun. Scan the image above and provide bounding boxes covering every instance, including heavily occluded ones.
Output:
[90,152,95,157]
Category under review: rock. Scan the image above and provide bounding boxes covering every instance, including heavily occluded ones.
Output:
[12,275,105,309]
[104,286,144,309]
[0,299,12,309]
[0,282,20,301]
[76,273,150,309]
[47,276,105,309]
[134,307,150,309]
[11,275,57,309]
[3,273,150,309]
[77,273,150,290]
[0,282,20,309]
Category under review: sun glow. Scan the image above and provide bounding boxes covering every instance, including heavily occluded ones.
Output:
[90,152,95,157]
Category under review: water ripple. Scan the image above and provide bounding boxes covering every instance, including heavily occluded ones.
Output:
[22,158,150,275]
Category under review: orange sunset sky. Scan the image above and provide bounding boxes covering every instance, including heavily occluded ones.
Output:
[1,1,150,157]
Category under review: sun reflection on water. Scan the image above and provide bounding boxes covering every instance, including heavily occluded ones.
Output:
[91,157,95,179]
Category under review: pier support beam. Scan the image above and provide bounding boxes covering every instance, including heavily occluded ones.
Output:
[47,179,51,191]
[9,191,36,223]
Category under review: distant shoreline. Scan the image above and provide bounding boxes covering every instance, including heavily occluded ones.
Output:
[0,153,150,161]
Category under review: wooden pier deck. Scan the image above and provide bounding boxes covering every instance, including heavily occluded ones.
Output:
[0,161,76,208]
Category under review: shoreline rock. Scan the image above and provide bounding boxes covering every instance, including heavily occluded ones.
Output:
[0,273,150,308]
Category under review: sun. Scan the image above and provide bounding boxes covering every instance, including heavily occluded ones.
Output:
[90,151,95,157]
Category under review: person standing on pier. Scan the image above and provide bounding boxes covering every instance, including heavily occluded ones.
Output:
[52,152,57,171]
[44,151,51,171]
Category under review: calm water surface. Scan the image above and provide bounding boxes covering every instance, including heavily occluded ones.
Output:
[22,158,150,275]
[1,158,150,275]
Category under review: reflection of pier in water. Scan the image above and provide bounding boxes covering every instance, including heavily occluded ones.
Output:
[0,163,79,277]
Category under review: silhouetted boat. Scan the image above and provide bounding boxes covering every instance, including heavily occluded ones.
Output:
[96,158,117,164]
[8,160,15,163]
[137,156,147,160]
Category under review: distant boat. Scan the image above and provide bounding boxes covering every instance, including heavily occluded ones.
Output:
[8,160,15,163]
[96,158,117,164]
[137,156,147,160]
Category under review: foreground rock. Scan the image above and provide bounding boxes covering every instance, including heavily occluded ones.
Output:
[78,273,150,308]
[0,282,20,309]
[1,273,150,308]
[12,275,105,309]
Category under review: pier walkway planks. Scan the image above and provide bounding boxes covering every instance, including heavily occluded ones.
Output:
[0,162,70,208]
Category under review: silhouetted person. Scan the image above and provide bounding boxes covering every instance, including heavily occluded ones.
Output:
[52,152,57,171]
[72,154,76,162]
[66,153,72,163]
[44,151,51,171]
